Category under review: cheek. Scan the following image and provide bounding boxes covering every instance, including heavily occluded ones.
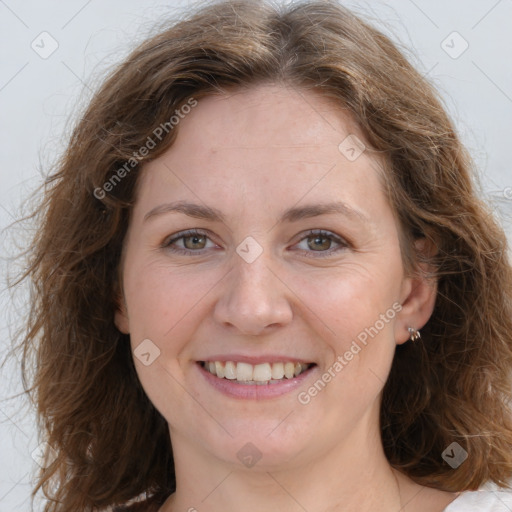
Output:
[287,257,403,401]
[292,260,402,341]
[124,258,221,343]
[124,260,221,421]
[293,268,400,420]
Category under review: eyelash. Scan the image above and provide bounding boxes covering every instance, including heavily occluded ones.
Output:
[161,229,350,258]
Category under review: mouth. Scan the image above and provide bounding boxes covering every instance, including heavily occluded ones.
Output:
[198,360,316,385]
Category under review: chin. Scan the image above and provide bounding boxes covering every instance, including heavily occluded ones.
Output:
[196,416,316,470]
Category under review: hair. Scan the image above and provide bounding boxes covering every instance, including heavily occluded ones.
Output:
[8,0,512,510]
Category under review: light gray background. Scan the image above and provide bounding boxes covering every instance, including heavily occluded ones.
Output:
[1,0,511,510]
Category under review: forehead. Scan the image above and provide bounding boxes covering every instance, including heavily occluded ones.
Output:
[176,84,367,155]
[134,84,390,225]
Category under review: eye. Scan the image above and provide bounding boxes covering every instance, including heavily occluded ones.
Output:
[162,229,218,255]
[161,229,349,257]
[293,229,349,257]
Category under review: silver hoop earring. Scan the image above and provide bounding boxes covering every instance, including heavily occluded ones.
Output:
[408,327,421,342]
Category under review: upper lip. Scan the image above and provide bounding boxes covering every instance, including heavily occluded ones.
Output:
[198,354,315,365]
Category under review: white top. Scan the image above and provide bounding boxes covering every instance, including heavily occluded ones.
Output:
[444,486,512,511]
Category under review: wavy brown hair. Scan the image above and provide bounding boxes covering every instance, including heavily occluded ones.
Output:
[9,0,512,510]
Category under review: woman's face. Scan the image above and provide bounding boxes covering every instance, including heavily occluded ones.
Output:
[115,84,435,471]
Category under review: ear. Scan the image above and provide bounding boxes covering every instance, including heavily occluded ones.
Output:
[114,287,130,334]
[394,237,438,345]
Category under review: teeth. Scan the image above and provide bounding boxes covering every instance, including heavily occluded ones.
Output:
[253,363,272,382]
[224,361,237,380]
[236,362,253,382]
[203,360,312,383]
[284,362,295,379]
[271,362,284,379]
[215,361,225,378]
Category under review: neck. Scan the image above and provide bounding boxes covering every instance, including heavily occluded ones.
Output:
[161,414,403,512]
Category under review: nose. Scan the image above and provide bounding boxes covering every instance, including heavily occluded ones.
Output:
[213,252,293,336]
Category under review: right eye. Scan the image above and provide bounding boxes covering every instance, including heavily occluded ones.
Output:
[162,229,219,255]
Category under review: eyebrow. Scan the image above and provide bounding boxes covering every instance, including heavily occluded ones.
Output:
[143,200,370,225]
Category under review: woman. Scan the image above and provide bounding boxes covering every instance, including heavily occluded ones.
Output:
[14,0,512,510]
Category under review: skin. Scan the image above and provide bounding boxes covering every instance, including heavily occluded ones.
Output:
[115,84,461,512]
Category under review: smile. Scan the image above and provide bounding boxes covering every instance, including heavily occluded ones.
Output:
[201,361,313,384]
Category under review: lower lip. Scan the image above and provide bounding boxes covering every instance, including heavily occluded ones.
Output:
[196,362,317,400]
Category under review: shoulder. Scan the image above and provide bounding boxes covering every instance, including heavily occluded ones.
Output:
[444,485,512,511]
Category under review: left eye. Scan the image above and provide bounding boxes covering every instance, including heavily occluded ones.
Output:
[295,230,346,253]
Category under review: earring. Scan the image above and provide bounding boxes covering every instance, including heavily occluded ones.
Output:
[408,327,421,342]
